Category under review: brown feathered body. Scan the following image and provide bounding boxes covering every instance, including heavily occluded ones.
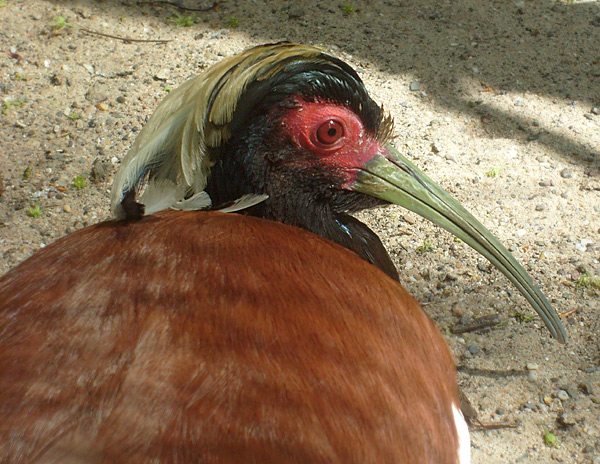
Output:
[0,211,462,463]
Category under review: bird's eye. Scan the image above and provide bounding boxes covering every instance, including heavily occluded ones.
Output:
[315,120,344,145]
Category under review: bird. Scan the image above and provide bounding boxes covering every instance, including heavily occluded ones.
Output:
[0,42,562,462]
[0,211,470,463]
[111,42,566,343]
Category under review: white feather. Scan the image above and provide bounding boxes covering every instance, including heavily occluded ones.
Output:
[172,191,212,211]
[213,194,269,213]
[138,180,187,215]
[452,403,471,464]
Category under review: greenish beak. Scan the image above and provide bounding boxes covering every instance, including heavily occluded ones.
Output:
[352,145,567,343]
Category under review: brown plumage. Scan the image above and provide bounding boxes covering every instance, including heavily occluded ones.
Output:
[0,211,466,463]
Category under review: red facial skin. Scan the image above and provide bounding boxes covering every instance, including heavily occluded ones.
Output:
[280,99,384,189]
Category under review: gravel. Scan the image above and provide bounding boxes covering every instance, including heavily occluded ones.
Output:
[1,1,599,463]
[560,168,573,179]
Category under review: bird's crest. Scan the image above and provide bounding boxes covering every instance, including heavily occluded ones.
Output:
[110,42,362,219]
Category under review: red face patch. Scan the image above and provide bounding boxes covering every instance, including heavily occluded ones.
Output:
[280,99,383,188]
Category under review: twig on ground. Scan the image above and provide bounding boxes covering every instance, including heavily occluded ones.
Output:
[457,366,528,378]
[451,315,502,334]
[471,420,519,430]
[51,16,170,44]
[558,308,578,319]
[79,27,170,43]
[138,0,219,12]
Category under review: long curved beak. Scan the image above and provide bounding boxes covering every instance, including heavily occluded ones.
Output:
[351,145,567,343]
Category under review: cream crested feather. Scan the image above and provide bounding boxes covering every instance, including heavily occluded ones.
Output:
[110,43,327,218]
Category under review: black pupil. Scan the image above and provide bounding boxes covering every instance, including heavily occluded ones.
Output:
[327,127,337,137]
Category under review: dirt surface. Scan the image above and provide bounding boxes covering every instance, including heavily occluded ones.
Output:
[1,0,599,462]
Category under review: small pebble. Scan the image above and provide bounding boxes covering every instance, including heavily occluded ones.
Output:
[557,390,569,401]
[527,371,538,382]
[520,401,536,411]
[409,81,421,91]
[591,107,600,115]
[85,83,108,103]
[526,362,539,370]
[91,158,111,183]
[514,100,525,107]
[560,168,573,179]
[96,102,109,111]
[539,180,553,187]
[558,412,576,427]
[444,273,458,281]
[468,344,479,355]
[535,204,546,211]
[583,113,595,121]
[579,381,594,395]
[516,453,529,463]
[154,69,169,81]
[116,95,126,104]
[288,6,305,18]
[495,407,506,416]
[403,214,416,225]
[477,263,489,273]
[63,204,71,213]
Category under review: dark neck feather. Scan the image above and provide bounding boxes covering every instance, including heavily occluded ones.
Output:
[331,214,399,281]
[205,169,398,281]
[205,109,399,281]
[256,201,399,282]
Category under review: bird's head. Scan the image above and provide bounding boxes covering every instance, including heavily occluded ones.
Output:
[111,42,566,343]
[205,52,393,217]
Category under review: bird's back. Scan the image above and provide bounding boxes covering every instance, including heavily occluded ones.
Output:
[0,211,463,463]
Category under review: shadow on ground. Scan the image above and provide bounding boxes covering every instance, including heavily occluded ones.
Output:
[49,0,600,167]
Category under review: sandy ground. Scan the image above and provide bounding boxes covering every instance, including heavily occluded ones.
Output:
[1,0,599,462]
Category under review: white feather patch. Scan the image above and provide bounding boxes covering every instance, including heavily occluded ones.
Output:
[139,179,186,215]
[214,194,269,213]
[172,191,212,211]
[452,403,471,464]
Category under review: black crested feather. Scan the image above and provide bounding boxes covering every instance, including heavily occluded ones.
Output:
[229,54,383,138]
